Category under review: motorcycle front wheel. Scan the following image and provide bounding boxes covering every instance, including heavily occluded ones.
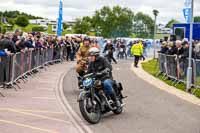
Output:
[79,97,101,124]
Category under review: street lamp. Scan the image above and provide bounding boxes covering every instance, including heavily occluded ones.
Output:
[186,0,194,91]
[153,10,159,59]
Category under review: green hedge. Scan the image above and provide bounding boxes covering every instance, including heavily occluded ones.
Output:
[0,26,7,34]
[32,26,46,32]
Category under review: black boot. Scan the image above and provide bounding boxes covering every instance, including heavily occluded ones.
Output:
[110,93,121,108]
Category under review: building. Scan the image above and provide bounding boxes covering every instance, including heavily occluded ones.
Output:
[29,18,76,33]
[157,24,172,34]
[29,19,57,26]
[64,20,76,31]
[173,23,200,40]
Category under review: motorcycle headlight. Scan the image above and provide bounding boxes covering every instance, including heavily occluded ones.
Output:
[83,78,93,87]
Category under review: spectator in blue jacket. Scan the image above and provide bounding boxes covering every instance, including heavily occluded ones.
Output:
[158,41,168,54]
[0,50,7,57]
[24,34,35,49]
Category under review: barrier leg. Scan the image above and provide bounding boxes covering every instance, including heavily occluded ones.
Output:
[12,85,18,91]
[174,80,181,86]
[3,83,18,91]
[192,88,198,95]
[13,82,22,89]
[162,73,167,79]
[0,91,5,97]
[0,86,5,97]
[20,77,26,83]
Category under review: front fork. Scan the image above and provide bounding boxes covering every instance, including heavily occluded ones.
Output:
[78,89,99,108]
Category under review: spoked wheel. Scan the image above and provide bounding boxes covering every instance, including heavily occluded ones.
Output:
[79,97,101,124]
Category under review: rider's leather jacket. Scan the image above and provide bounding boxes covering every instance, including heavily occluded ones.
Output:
[87,56,113,81]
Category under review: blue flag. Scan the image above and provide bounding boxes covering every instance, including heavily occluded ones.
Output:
[57,0,63,36]
[183,8,191,23]
[184,0,192,7]
[183,0,192,23]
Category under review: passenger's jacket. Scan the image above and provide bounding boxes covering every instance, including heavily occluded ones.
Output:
[77,46,90,61]
[131,43,143,56]
[87,56,112,81]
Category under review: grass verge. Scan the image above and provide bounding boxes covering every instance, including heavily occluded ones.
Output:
[141,59,200,98]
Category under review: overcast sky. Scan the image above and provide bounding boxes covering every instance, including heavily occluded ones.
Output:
[0,0,200,24]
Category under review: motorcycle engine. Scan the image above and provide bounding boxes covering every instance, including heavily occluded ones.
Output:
[94,80,102,89]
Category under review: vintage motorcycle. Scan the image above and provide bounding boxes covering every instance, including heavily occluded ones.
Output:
[78,73,126,124]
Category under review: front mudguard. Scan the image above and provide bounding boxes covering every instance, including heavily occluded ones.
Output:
[78,91,101,105]
[78,91,90,102]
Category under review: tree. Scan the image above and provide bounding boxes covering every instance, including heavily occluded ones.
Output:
[92,6,134,38]
[7,18,15,25]
[72,17,92,34]
[133,12,154,38]
[15,15,29,27]
[63,22,68,30]
[1,10,42,20]
[194,16,200,22]
[166,19,179,28]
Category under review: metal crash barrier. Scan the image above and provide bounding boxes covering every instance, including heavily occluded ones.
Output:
[158,53,167,74]
[165,55,177,81]
[0,47,66,96]
[158,53,200,93]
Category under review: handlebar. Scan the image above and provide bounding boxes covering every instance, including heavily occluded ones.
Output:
[83,73,94,79]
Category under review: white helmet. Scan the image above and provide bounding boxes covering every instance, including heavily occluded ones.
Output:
[89,47,100,56]
[107,40,112,44]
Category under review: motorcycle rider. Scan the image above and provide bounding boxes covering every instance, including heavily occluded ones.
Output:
[87,47,121,109]
[103,40,117,64]
[117,40,127,59]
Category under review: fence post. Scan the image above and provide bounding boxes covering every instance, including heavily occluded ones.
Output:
[28,50,32,72]
[11,54,16,87]
[193,59,196,87]
[164,54,168,77]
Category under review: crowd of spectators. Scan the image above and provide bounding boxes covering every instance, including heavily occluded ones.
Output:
[0,29,94,61]
[158,39,200,60]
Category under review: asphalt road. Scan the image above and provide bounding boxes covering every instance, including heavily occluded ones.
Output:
[63,60,200,133]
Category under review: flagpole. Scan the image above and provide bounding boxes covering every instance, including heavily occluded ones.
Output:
[186,0,194,91]
[57,0,63,36]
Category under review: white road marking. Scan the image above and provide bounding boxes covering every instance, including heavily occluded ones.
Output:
[0,119,58,133]
[32,97,56,100]
[55,67,93,133]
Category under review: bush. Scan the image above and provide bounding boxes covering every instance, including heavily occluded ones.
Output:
[32,26,46,32]
[0,26,7,34]
[15,15,29,27]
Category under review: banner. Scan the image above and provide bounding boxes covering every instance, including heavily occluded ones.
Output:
[183,0,192,23]
[57,0,63,36]
[183,8,191,23]
[184,0,192,8]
